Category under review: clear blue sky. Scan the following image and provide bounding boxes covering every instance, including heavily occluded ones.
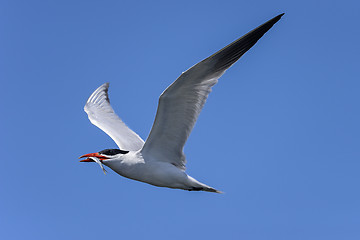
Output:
[1,0,359,239]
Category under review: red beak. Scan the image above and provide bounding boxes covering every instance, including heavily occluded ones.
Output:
[79,153,110,162]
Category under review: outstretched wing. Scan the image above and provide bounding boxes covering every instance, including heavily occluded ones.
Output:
[84,83,144,151]
[141,14,284,170]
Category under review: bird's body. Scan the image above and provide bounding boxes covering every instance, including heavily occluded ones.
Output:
[102,150,218,192]
[103,151,216,192]
[80,13,284,192]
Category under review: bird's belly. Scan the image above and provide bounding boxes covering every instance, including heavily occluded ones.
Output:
[108,161,189,189]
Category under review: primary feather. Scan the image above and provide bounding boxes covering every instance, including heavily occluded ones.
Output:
[84,83,144,151]
[141,13,284,170]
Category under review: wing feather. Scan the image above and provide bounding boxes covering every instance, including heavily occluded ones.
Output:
[141,14,284,169]
[84,83,144,151]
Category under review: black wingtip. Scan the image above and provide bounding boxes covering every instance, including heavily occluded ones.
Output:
[208,13,284,73]
[273,13,285,22]
[267,13,285,25]
[265,13,285,26]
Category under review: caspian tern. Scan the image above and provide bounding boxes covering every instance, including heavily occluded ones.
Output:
[80,13,284,193]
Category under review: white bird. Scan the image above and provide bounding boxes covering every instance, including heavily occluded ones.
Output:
[79,13,284,193]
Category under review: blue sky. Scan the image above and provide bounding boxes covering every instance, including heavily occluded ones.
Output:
[1,0,360,239]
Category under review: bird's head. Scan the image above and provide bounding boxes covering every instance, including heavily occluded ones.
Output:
[79,148,129,162]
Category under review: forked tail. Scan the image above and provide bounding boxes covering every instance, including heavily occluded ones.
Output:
[187,176,223,193]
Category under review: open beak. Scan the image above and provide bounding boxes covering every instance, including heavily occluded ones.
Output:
[79,153,110,162]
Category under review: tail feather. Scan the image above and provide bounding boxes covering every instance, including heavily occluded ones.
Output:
[187,176,222,193]
[203,187,223,194]
[187,186,223,193]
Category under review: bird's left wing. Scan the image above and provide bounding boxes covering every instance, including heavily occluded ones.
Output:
[84,83,145,151]
[141,14,284,170]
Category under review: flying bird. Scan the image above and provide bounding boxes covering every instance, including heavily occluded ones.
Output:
[79,13,284,193]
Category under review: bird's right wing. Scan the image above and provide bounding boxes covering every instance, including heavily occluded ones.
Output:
[84,83,145,151]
